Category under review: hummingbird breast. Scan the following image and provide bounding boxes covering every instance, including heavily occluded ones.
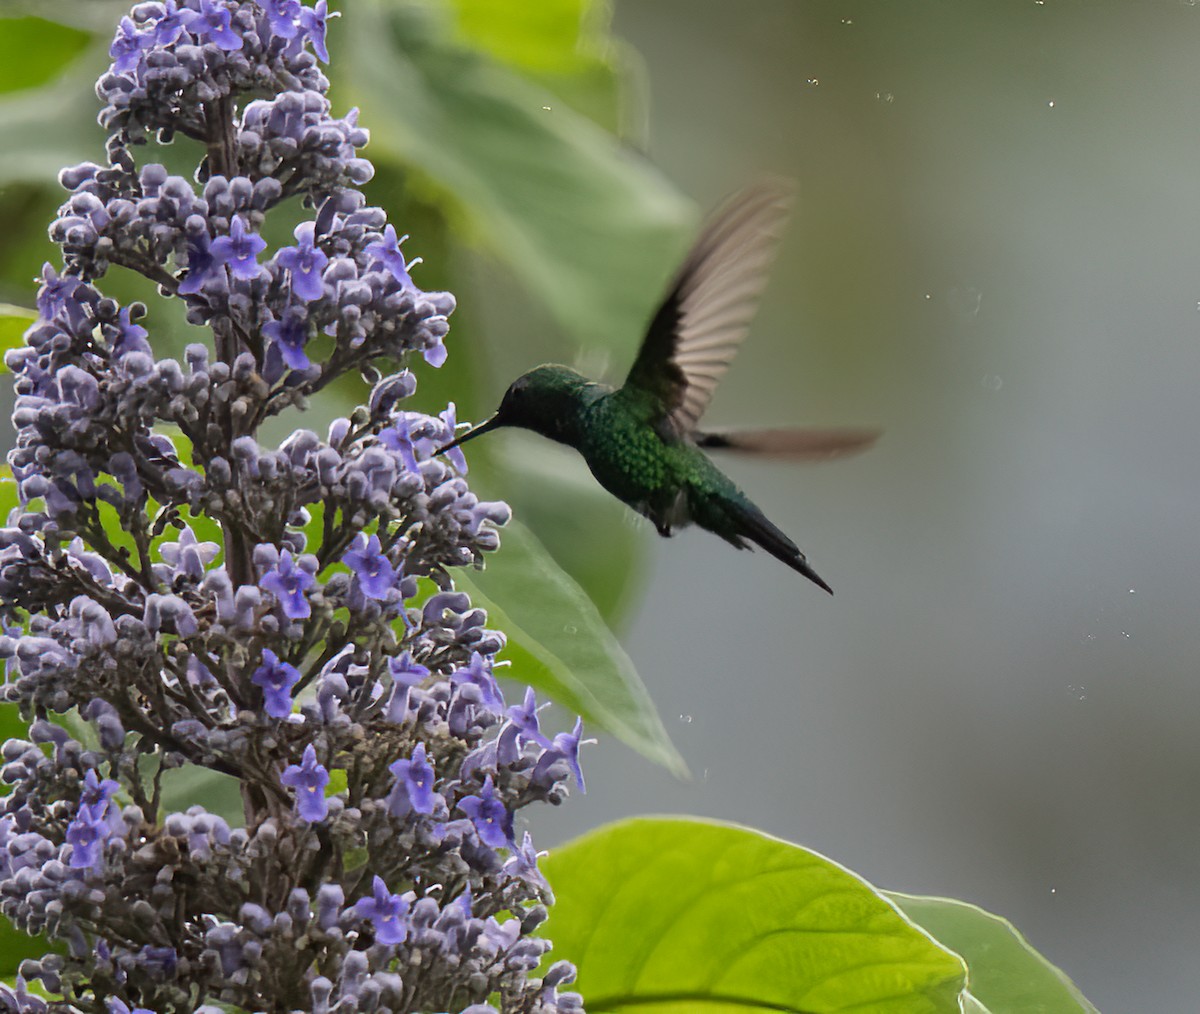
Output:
[578,391,702,529]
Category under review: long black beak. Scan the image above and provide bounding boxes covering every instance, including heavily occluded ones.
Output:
[436,413,504,455]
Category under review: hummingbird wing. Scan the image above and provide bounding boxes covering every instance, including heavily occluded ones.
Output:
[623,179,795,439]
[695,427,881,461]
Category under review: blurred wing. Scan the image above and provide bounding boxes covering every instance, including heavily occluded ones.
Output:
[696,427,881,461]
[623,179,795,438]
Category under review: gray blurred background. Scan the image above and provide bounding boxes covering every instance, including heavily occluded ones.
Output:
[512,3,1200,1011]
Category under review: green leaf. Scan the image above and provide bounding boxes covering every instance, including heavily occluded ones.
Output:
[0,303,34,371]
[0,705,28,747]
[444,0,629,132]
[0,17,91,95]
[336,0,693,356]
[0,53,108,186]
[157,765,245,827]
[541,817,968,1014]
[453,519,684,777]
[0,467,13,511]
[448,0,607,74]
[476,436,648,627]
[888,893,1099,1014]
[0,909,49,980]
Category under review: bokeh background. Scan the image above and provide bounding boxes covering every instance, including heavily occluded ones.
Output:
[531,4,1200,1011]
[2,1,1199,1009]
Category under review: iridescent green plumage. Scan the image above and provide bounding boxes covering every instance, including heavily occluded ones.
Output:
[439,181,877,593]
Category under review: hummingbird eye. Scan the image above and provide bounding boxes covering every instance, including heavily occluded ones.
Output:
[505,377,529,404]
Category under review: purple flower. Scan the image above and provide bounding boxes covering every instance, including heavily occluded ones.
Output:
[109,17,147,75]
[150,1,187,47]
[384,652,430,721]
[263,309,311,371]
[251,648,301,719]
[378,417,421,474]
[353,876,411,946]
[364,224,414,287]
[182,0,243,51]
[281,743,331,822]
[210,216,266,280]
[79,768,120,819]
[543,717,587,792]
[177,229,216,295]
[108,999,155,1014]
[504,831,549,892]
[113,306,150,356]
[438,403,468,473]
[260,549,314,619]
[65,806,111,868]
[387,742,435,817]
[388,651,430,687]
[451,652,504,713]
[276,221,328,301]
[260,0,302,39]
[342,533,396,600]
[36,262,80,320]
[498,686,551,764]
[506,687,551,748]
[423,337,448,368]
[300,0,331,62]
[458,775,512,849]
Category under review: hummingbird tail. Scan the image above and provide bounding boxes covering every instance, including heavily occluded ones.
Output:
[719,497,834,594]
[696,427,881,462]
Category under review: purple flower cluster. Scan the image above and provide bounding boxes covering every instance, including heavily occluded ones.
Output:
[0,3,585,1012]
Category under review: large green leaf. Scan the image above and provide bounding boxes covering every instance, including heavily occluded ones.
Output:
[474,435,648,628]
[0,17,91,95]
[336,0,692,356]
[445,0,629,132]
[454,519,684,777]
[540,817,968,1013]
[888,893,1098,1014]
[448,0,609,74]
[0,882,50,978]
[0,54,107,186]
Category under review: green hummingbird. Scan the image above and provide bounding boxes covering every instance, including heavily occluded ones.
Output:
[438,180,877,594]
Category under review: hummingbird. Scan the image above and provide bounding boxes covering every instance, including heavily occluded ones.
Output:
[438,180,877,594]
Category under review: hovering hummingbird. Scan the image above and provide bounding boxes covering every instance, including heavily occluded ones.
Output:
[438,180,877,594]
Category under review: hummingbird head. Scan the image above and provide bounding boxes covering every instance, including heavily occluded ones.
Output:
[437,365,594,454]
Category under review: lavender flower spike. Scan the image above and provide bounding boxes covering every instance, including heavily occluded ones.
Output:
[0,2,585,1011]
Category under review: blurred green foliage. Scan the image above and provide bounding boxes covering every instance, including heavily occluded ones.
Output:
[0,17,90,95]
